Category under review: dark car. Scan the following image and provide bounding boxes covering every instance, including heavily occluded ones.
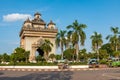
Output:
[88,59,99,68]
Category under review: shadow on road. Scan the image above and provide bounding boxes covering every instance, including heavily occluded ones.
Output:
[0,72,4,75]
[0,71,73,80]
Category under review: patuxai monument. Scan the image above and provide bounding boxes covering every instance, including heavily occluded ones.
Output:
[19,12,58,62]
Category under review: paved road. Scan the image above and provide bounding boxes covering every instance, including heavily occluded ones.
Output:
[0,68,120,80]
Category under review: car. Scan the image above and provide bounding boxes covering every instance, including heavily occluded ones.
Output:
[88,59,99,68]
[108,58,120,67]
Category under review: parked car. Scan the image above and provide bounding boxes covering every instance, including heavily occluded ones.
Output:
[88,59,99,68]
[108,58,120,67]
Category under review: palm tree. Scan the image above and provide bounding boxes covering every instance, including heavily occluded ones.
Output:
[66,20,87,61]
[106,27,120,51]
[40,39,53,61]
[113,51,120,58]
[90,32,103,61]
[56,30,67,60]
[2,53,10,62]
[49,54,55,62]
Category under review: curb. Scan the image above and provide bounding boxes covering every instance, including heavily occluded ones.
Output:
[0,68,99,72]
[0,67,119,72]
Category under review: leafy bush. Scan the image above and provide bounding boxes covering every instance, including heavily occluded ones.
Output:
[69,62,87,65]
[99,60,107,64]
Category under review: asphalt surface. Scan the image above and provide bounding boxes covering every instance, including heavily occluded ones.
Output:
[0,68,120,80]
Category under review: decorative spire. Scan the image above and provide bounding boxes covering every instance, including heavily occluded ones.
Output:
[34,12,41,16]
[47,20,56,26]
[24,17,31,24]
[26,18,30,22]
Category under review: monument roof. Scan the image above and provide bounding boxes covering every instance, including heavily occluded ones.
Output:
[32,18,46,25]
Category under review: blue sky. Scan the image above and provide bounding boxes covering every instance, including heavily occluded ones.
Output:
[0,0,120,54]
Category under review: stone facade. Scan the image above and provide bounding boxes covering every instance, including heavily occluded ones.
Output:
[19,12,58,62]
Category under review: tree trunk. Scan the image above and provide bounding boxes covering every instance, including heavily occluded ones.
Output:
[75,43,79,61]
[115,44,117,51]
[26,57,28,63]
[96,43,99,62]
[61,47,63,60]
[60,42,64,60]
[44,52,48,61]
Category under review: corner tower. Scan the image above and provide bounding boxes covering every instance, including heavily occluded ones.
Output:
[19,12,58,62]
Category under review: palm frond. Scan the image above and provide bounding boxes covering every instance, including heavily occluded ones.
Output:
[106,35,111,40]
[79,24,87,29]
[90,32,103,51]
[66,25,73,29]
[79,31,86,45]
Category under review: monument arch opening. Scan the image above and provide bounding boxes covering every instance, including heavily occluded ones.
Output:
[36,48,44,57]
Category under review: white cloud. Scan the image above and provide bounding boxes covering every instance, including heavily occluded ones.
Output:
[3,13,32,22]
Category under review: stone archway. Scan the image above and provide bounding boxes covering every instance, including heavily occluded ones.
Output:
[29,37,44,63]
[19,12,58,63]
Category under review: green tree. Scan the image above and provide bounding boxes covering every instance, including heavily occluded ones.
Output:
[66,20,87,61]
[87,52,97,59]
[11,47,29,63]
[49,54,55,61]
[63,48,74,60]
[55,54,61,60]
[0,55,2,63]
[40,39,53,61]
[106,27,120,51]
[100,43,113,57]
[10,53,17,63]
[24,51,30,63]
[56,30,67,60]
[99,49,109,60]
[79,49,88,62]
[36,55,42,62]
[90,32,103,61]
[2,53,10,62]
[14,47,25,62]
[113,51,120,58]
